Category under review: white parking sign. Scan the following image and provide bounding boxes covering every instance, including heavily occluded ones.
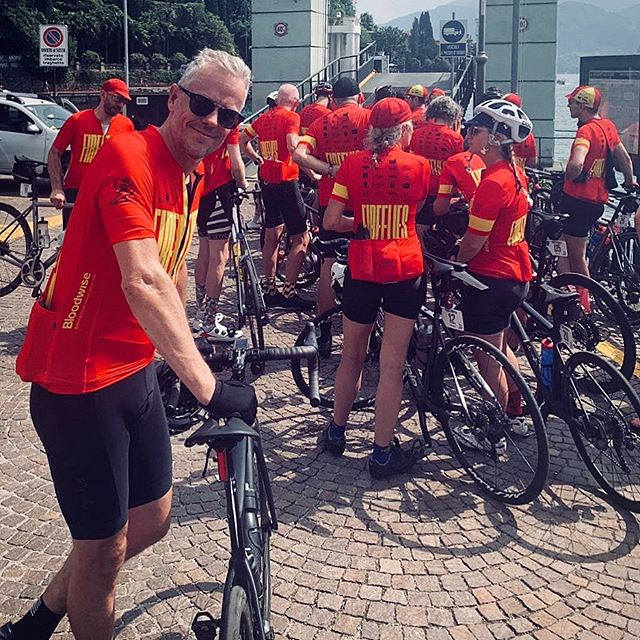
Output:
[39,24,68,67]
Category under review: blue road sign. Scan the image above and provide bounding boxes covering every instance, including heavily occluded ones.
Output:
[441,20,466,44]
[440,43,467,57]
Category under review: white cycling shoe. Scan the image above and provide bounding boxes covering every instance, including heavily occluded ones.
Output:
[200,314,243,342]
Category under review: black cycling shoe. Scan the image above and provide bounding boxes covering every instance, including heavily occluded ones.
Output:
[318,423,346,456]
[263,291,286,308]
[368,438,424,479]
[278,292,315,311]
[0,622,14,639]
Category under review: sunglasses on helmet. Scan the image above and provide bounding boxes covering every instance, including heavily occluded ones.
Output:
[178,85,244,129]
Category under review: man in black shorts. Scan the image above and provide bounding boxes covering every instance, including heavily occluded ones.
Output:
[241,84,314,310]
[2,49,257,640]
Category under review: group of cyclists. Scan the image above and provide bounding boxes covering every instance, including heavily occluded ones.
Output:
[2,42,639,638]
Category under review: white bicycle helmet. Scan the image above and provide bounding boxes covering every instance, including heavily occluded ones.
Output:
[466,98,533,144]
[266,90,278,108]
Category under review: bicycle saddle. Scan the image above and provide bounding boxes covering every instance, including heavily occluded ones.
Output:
[530,208,568,223]
[185,416,259,448]
[14,155,47,167]
[538,283,579,306]
[423,251,468,275]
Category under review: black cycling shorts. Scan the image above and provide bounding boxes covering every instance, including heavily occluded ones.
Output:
[461,274,529,335]
[260,180,307,236]
[30,363,172,541]
[197,180,236,240]
[559,193,604,238]
[342,272,426,325]
[416,195,437,227]
[317,205,353,258]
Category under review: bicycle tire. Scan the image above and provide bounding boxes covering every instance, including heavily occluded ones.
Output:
[220,585,255,640]
[242,255,266,354]
[548,272,636,380]
[290,304,378,410]
[0,203,32,297]
[563,350,640,513]
[590,230,640,321]
[433,335,549,505]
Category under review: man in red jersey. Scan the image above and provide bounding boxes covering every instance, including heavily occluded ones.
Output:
[4,49,257,640]
[559,85,636,309]
[405,84,429,130]
[299,82,332,134]
[293,76,371,354]
[409,95,464,236]
[503,93,537,168]
[48,78,134,228]
[193,126,260,340]
[241,83,314,310]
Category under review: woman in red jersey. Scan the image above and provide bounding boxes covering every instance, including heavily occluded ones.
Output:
[319,98,431,479]
[456,99,534,441]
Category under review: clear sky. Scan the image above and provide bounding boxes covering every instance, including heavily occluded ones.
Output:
[356,0,443,24]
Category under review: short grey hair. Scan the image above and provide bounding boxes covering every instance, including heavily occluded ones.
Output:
[426,96,463,123]
[365,121,413,164]
[180,48,251,91]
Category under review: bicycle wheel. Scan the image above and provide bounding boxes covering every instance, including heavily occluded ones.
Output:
[548,272,636,380]
[0,203,32,297]
[220,585,254,640]
[563,351,640,512]
[242,254,266,354]
[290,304,379,410]
[433,335,549,505]
[275,232,321,290]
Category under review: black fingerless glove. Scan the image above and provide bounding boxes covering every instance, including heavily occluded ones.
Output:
[204,379,258,426]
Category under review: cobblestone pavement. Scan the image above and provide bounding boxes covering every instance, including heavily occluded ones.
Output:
[1,184,640,639]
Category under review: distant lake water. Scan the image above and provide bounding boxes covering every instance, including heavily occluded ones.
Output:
[555,73,580,163]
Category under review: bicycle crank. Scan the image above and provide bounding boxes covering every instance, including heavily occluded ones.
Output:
[21,257,46,288]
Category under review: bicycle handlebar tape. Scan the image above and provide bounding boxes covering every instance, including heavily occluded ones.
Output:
[301,322,321,407]
[205,379,258,426]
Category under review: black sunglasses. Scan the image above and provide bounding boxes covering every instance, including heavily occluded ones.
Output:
[178,85,243,129]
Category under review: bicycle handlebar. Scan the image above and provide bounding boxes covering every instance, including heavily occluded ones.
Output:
[198,322,321,407]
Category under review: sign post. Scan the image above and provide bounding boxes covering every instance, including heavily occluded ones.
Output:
[39,24,68,96]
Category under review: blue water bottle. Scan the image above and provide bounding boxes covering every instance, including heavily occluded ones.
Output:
[540,339,554,389]
[586,224,606,259]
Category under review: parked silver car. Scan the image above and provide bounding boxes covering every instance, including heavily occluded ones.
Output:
[0,93,72,175]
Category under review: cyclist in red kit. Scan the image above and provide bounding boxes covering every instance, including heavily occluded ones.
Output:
[318,98,430,479]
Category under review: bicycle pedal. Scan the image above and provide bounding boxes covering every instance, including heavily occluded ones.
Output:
[192,611,219,640]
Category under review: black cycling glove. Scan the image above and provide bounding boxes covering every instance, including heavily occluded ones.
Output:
[204,379,258,426]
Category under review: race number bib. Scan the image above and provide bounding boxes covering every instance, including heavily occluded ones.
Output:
[442,308,465,331]
[547,239,568,257]
[560,323,575,349]
[20,183,32,198]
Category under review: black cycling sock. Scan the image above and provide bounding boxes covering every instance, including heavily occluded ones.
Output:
[11,597,64,640]
[263,278,277,295]
[283,281,295,298]
[319,320,332,340]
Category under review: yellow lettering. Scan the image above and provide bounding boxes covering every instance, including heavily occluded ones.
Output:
[507,215,526,246]
[260,140,279,160]
[591,159,605,179]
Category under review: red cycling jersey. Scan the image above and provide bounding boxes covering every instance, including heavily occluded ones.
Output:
[203,127,240,193]
[330,146,430,283]
[563,118,621,204]
[299,103,371,206]
[409,122,464,197]
[411,108,427,130]
[244,107,300,184]
[437,152,485,203]
[16,126,202,394]
[466,160,532,282]
[52,109,134,189]
[299,102,331,134]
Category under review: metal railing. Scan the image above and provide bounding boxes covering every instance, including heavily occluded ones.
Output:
[451,57,475,112]
[243,42,377,126]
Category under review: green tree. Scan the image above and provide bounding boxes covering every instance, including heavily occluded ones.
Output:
[373,26,409,69]
[329,0,356,18]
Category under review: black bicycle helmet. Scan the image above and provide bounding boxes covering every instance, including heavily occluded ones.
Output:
[314,82,333,97]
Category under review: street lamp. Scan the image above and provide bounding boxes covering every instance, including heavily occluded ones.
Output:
[475,0,488,103]
[123,0,130,111]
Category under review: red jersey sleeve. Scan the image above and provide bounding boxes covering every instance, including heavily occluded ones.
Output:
[52,113,78,152]
[226,127,240,145]
[331,159,351,205]
[299,116,321,152]
[96,138,157,245]
[286,111,301,135]
[467,178,506,237]
[437,158,455,198]
[420,159,431,200]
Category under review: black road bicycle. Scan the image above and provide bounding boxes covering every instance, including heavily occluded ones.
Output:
[0,156,71,297]
[587,188,640,322]
[509,282,640,512]
[157,325,320,639]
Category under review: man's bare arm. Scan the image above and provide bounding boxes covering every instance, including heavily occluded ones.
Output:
[47,146,66,208]
[613,143,636,187]
[113,237,216,404]
[228,143,249,190]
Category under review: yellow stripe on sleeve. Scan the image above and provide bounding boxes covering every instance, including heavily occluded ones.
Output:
[573,137,590,149]
[438,184,453,195]
[299,135,317,150]
[332,182,349,200]
[244,124,257,139]
[467,214,495,234]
